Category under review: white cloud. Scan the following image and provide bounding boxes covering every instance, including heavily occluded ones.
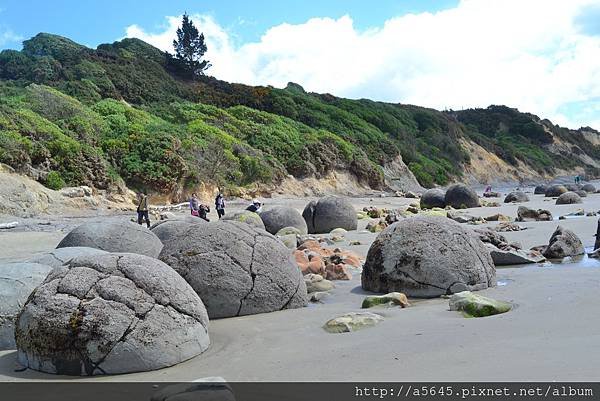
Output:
[124,0,600,129]
[0,27,22,47]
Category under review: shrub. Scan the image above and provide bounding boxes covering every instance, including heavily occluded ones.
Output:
[45,171,66,190]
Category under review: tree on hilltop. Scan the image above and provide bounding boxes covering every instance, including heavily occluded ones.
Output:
[170,13,211,78]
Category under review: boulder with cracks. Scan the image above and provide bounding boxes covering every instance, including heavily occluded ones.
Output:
[159,221,307,319]
[15,253,209,375]
[362,216,496,298]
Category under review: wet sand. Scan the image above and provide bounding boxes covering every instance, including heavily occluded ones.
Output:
[1,185,600,381]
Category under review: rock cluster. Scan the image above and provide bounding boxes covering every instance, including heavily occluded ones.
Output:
[294,239,361,280]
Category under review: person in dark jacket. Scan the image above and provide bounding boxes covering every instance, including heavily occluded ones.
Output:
[190,193,210,221]
[215,193,225,219]
[246,199,262,213]
[136,192,150,228]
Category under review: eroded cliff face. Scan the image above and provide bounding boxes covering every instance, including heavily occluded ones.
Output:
[382,155,424,193]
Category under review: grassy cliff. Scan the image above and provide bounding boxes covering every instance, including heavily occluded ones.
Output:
[1,33,598,196]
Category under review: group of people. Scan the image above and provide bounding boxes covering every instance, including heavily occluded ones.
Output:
[136,191,263,227]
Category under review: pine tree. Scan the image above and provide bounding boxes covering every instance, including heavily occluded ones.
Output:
[172,13,211,77]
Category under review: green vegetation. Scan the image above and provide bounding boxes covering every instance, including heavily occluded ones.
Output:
[0,33,598,194]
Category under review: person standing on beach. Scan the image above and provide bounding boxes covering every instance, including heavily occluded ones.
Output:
[136,192,150,228]
[215,193,225,219]
[190,193,210,221]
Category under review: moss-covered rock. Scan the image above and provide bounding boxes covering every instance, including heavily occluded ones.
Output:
[276,226,302,236]
[362,292,410,309]
[449,291,512,318]
[323,312,384,333]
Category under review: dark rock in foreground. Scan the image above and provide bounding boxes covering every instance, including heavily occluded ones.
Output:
[57,220,163,258]
[303,196,357,234]
[159,221,307,318]
[534,185,547,195]
[15,253,209,375]
[362,216,495,298]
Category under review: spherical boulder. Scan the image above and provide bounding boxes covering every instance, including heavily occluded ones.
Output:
[582,183,596,193]
[545,185,568,197]
[362,216,496,298]
[302,196,357,234]
[556,191,582,205]
[26,247,108,268]
[151,220,202,243]
[57,220,163,258]
[534,185,547,195]
[565,184,582,192]
[1,262,52,350]
[444,184,479,209]
[159,221,307,318]
[222,210,265,230]
[504,191,529,203]
[259,206,307,235]
[420,188,446,209]
[15,253,209,375]
[575,190,588,198]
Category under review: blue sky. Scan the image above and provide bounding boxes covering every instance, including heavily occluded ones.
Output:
[0,0,457,49]
[0,0,599,130]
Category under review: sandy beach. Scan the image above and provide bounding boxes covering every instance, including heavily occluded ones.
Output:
[1,185,600,382]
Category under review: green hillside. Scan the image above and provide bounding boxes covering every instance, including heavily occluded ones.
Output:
[1,33,598,195]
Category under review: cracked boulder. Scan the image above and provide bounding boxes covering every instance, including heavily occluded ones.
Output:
[259,206,307,235]
[57,220,163,258]
[26,247,108,268]
[1,262,53,350]
[303,196,357,234]
[151,220,203,243]
[542,226,584,259]
[159,221,307,319]
[222,210,265,230]
[15,253,210,375]
[556,191,582,205]
[545,184,568,197]
[362,216,496,298]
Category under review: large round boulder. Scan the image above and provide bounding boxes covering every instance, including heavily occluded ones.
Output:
[159,221,307,318]
[565,184,582,192]
[545,185,568,197]
[259,206,307,235]
[504,191,529,203]
[362,216,495,298]
[15,253,209,375]
[582,183,596,193]
[57,220,163,258]
[151,220,201,243]
[420,188,446,209]
[534,185,547,195]
[575,190,588,198]
[444,184,479,209]
[302,196,357,234]
[1,262,53,350]
[222,210,265,230]
[150,215,206,230]
[556,191,582,205]
[26,247,108,268]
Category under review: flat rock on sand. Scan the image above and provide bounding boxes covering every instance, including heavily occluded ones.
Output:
[0,262,53,350]
[362,216,495,298]
[57,220,163,258]
[15,253,209,375]
[159,221,307,318]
